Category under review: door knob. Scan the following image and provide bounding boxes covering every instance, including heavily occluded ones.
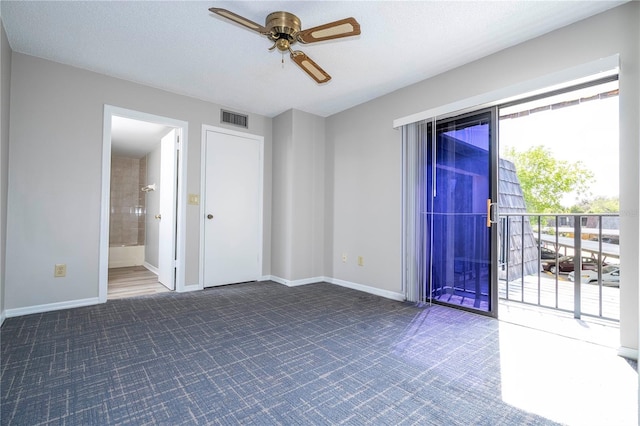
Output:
[207,214,214,219]
[155,214,161,220]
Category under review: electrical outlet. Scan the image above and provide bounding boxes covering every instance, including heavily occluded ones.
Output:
[54,264,66,277]
[358,256,364,266]
[342,253,347,263]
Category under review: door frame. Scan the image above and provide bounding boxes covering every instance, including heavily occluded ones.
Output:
[199,124,264,289]
[99,105,189,302]
[425,107,499,317]
[489,107,499,316]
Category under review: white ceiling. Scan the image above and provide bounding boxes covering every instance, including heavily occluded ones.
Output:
[0,1,628,119]
[111,116,172,158]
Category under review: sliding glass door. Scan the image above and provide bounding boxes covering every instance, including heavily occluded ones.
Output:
[426,109,498,314]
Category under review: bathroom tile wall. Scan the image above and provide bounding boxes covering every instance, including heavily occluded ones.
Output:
[110,156,146,246]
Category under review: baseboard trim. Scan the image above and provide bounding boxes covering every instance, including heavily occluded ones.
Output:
[265,275,405,301]
[143,262,159,275]
[327,278,405,301]
[5,297,102,319]
[176,284,202,293]
[0,277,404,318]
[267,275,328,287]
[617,346,638,361]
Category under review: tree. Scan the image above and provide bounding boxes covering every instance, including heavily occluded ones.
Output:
[503,145,594,213]
[570,196,619,213]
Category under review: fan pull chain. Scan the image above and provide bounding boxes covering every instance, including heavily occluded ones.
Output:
[282,52,285,68]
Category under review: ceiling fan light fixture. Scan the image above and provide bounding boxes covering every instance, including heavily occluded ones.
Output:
[210,8,360,84]
[275,38,290,52]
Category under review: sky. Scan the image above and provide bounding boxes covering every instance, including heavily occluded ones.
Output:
[499,84,619,208]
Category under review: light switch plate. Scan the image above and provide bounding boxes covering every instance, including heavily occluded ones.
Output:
[188,194,200,205]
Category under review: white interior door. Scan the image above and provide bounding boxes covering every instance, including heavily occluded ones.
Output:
[204,129,262,287]
[158,129,177,289]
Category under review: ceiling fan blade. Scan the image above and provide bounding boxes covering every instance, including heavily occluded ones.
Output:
[296,17,361,44]
[209,8,268,34]
[290,51,331,84]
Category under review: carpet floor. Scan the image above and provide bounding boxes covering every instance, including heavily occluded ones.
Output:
[1,281,636,425]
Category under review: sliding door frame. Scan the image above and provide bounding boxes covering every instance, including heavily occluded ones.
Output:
[425,106,500,318]
[489,107,499,317]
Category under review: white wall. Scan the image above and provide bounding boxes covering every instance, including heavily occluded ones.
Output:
[271,109,326,283]
[271,110,294,280]
[4,53,272,312]
[0,20,11,323]
[291,110,326,281]
[326,2,639,353]
[326,101,402,293]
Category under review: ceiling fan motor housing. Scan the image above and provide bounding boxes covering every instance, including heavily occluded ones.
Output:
[266,11,301,50]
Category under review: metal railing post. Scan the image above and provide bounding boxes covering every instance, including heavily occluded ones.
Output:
[537,215,541,305]
[497,212,618,321]
[505,217,509,299]
[521,216,525,302]
[598,215,603,317]
[555,216,559,309]
[573,217,582,319]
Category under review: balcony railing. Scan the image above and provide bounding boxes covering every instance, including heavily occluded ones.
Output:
[498,213,620,321]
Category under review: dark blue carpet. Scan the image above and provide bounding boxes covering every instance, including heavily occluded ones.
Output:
[1,281,560,425]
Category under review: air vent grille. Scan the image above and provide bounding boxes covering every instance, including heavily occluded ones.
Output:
[221,110,248,128]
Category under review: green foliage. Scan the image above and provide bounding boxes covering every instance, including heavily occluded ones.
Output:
[504,145,594,213]
[570,196,619,213]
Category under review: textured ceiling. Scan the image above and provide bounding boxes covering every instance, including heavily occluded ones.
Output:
[1,1,628,118]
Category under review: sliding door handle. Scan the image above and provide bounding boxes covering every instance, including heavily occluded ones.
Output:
[486,199,498,227]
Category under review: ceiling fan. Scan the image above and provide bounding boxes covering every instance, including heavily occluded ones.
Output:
[209,7,361,84]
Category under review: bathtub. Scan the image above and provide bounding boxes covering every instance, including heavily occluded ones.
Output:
[108,244,145,268]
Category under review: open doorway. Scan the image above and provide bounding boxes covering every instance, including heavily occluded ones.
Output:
[108,117,173,298]
[497,76,620,346]
[401,74,620,346]
[99,106,188,302]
